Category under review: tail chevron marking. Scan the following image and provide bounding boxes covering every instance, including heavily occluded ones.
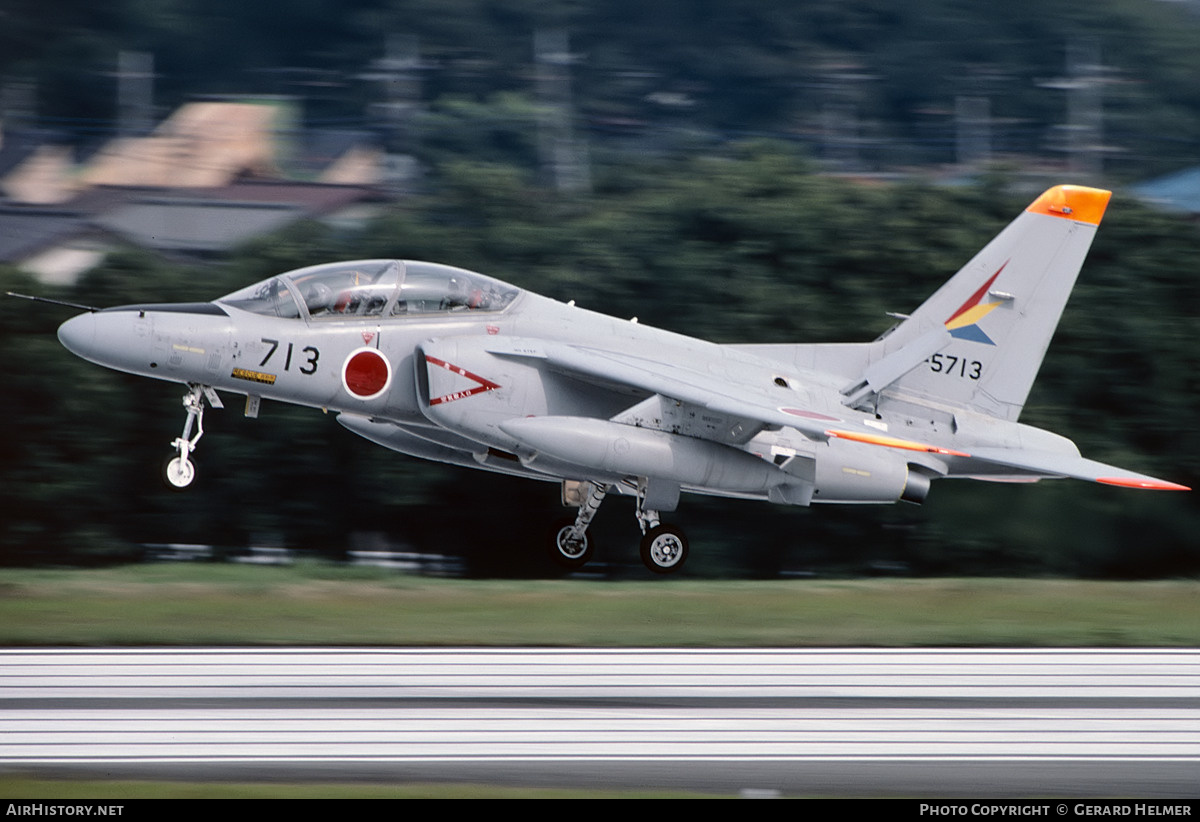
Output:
[945,261,1008,345]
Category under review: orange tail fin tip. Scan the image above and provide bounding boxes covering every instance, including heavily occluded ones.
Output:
[1026,185,1112,226]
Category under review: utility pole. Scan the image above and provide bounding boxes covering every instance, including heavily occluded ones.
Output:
[821,102,861,172]
[955,96,992,171]
[1040,37,1106,180]
[535,28,590,195]
[816,64,877,173]
[364,34,423,155]
[1,78,37,132]
[117,51,154,137]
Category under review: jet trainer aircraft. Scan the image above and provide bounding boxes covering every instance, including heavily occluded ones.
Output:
[49,184,1188,573]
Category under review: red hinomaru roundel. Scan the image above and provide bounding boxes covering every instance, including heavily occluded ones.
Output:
[341,347,392,400]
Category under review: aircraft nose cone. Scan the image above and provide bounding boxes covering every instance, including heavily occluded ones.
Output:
[57,312,97,358]
[56,310,153,374]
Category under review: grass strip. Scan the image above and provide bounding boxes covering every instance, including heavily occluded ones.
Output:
[1,564,1197,647]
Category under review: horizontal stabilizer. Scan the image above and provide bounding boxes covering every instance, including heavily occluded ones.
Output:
[841,326,950,407]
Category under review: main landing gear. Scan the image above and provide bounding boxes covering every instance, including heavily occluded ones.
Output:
[162,384,222,490]
[640,524,688,574]
[548,480,690,575]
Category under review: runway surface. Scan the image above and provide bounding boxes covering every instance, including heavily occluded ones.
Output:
[3,648,1199,797]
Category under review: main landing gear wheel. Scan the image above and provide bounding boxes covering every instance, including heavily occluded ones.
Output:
[640,524,688,574]
[162,455,196,490]
[548,517,595,570]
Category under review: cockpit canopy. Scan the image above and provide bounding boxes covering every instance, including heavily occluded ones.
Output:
[218,260,521,321]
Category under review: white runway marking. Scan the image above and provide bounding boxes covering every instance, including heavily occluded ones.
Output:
[3,649,1199,767]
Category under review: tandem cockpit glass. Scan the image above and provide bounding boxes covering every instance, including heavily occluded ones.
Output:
[218,260,520,321]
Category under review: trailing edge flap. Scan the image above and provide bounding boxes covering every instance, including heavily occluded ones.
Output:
[486,337,965,455]
[965,447,1190,491]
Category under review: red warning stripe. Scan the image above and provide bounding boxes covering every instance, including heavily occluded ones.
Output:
[825,429,971,458]
[1096,476,1190,491]
[425,355,501,406]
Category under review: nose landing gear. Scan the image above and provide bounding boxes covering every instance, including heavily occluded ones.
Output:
[162,384,222,490]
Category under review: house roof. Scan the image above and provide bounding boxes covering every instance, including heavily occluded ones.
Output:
[79,102,286,188]
[0,206,93,262]
[0,188,134,262]
[0,181,379,268]
[92,182,379,253]
[1131,166,1200,214]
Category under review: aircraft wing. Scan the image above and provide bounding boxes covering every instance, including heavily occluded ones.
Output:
[486,338,968,457]
[963,447,1189,491]
[487,338,1186,490]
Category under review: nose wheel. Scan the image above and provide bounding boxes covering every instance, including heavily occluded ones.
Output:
[163,454,197,489]
[162,384,222,490]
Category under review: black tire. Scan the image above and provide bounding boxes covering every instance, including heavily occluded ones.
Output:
[639,524,688,574]
[548,517,594,570]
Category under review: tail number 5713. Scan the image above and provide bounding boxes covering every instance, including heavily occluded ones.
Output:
[929,353,982,380]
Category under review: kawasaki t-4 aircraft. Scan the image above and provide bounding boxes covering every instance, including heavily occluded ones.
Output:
[50,185,1188,573]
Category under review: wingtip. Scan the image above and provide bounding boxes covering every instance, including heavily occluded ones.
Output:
[1096,476,1191,491]
[1027,185,1112,226]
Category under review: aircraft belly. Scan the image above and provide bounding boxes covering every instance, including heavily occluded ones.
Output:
[338,414,626,485]
[391,423,492,453]
[337,414,548,481]
[500,416,789,496]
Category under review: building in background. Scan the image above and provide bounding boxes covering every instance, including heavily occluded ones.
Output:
[0,100,387,284]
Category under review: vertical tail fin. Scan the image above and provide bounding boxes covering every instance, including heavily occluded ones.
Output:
[881,185,1111,422]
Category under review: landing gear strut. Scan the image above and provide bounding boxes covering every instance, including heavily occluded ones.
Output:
[162,384,222,490]
[635,483,689,574]
[549,481,608,569]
